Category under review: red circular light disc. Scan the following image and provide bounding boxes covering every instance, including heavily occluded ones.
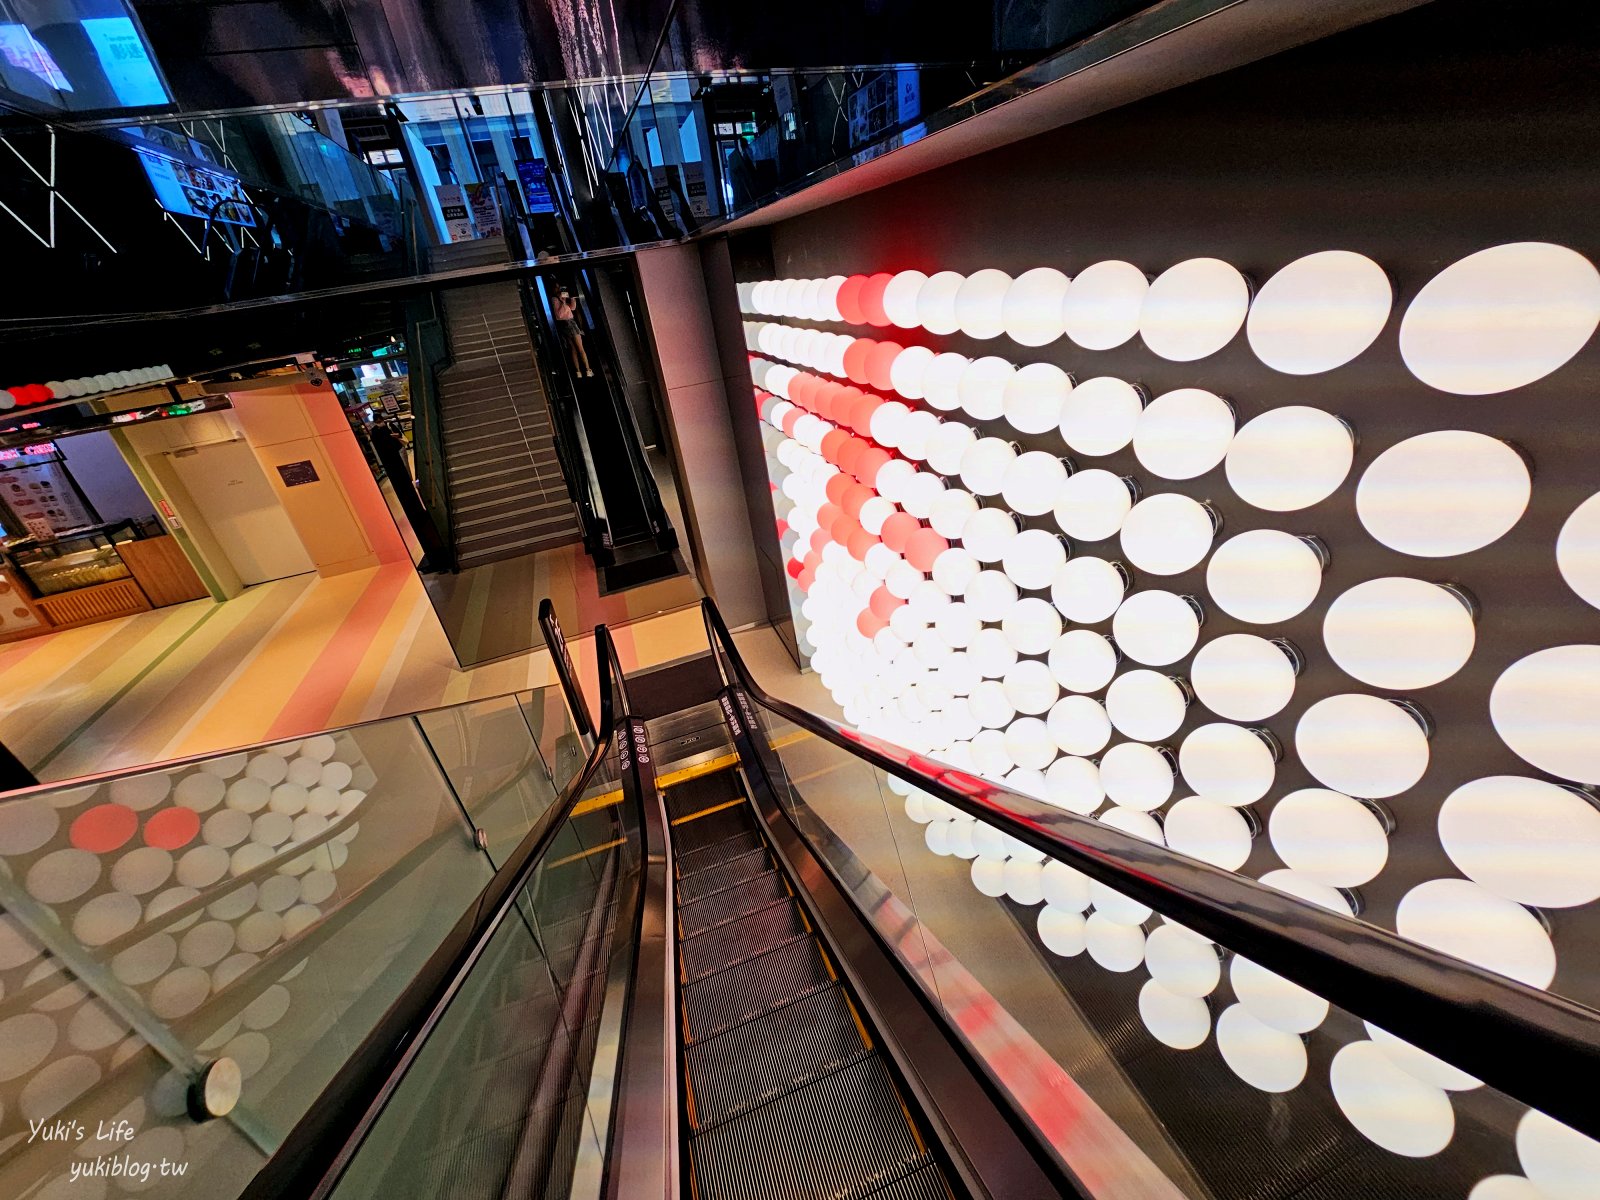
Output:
[144,806,200,850]
[854,447,891,486]
[786,557,804,580]
[781,409,803,438]
[852,396,884,437]
[865,342,904,392]
[837,437,864,477]
[842,338,876,385]
[836,275,869,325]
[880,511,921,554]
[841,482,873,520]
[809,528,830,556]
[824,475,851,506]
[775,518,789,538]
[71,803,138,854]
[904,528,950,573]
[820,428,849,463]
[869,586,903,619]
[856,609,888,638]
[788,373,816,411]
[859,273,894,327]
[815,503,843,535]
[797,566,816,592]
[847,526,877,561]
[803,548,823,573]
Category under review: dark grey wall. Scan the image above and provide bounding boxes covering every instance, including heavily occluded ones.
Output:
[737,2,1600,1193]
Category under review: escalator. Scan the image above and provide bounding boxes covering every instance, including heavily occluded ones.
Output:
[1,600,1597,1200]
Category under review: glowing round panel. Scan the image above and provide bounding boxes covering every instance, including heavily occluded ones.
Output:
[1179,723,1274,806]
[1557,493,1600,609]
[1357,431,1530,557]
[1105,670,1187,742]
[1050,556,1127,623]
[1438,775,1600,907]
[1248,251,1393,375]
[1063,260,1148,350]
[926,419,976,476]
[1044,757,1103,815]
[960,507,1018,562]
[1133,389,1235,480]
[1233,954,1328,1036]
[959,437,1017,497]
[1467,1177,1543,1200]
[1190,634,1295,721]
[1204,530,1322,623]
[1324,577,1475,688]
[1002,268,1071,346]
[1364,1022,1481,1092]
[1400,242,1600,394]
[1058,377,1142,456]
[27,849,100,903]
[1490,645,1600,783]
[955,269,1013,339]
[1164,796,1252,870]
[1146,924,1220,997]
[889,344,935,401]
[910,270,960,333]
[1331,1041,1454,1157]
[1517,1108,1600,1200]
[882,270,928,328]
[1120,494,1214,576]
[1004,858,1046,904]
[1006,661,1059,716]
[1002,529,1067,590]
[1216,1003,1307,1093]
[1099,742,1174,811]
[1140,258,1250,362]
[1000,597,1061,655]
[1001,451,1068,517]
[1048,630,1117,693]
[1085,913,1145,971]
[1139,980,1210,1050]
[1296,694,1428,799]
[1002,363,1071,436]
[967,572,1019,622]
[1268,789,1388,886]
[1047,696,1111,756]
[1004,718,1057,771]
[1037,906,1088,956]
[1112,590,1200,666]
[1053,469,1131,542]
[931,489,979,541]
[1397,878,1555,988]
[955,356,1013,422]
[922,352,969,411]
[970,628,1017,678]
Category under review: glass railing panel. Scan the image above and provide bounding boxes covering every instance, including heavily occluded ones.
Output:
[519,683,592,798]
[327,740,638,1200]
[415,692,563,867]
[0,714,495,1188]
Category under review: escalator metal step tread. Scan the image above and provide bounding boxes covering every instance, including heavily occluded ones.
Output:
[679,870,789,938]
[672,804,759,853]
[678,830,765,877]
[419,1122,516,1199]
[690,1055,930,1200]
[687,985,870,1130]
[858,1162,953,1200]
[681,900,808,983]
[684,934,833,1044]
[678,847,773,903]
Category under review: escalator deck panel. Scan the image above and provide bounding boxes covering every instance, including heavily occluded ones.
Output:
[690,1055,933,1200]
[682,900,809,983]
[687,984,872,1130]
[684,935,835,1044]
[678,869,789,937]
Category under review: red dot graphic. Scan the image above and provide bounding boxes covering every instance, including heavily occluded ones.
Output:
[71,804,138,854]
[144,807,201,851]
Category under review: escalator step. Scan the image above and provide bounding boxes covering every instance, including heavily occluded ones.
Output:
[691,1055,930,1200]
[682,900,808,983]
[673,805,758,854]
[678,830,764,877]
[678,847,773,903]
[687,985,870,1130]
[860,1162,953,1200]
[684,935,833,1044]
[679,870,789,938]
[664,770,744,822]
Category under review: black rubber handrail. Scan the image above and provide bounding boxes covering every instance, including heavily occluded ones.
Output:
[700,598,1600,1142]
[242,625,620,1200]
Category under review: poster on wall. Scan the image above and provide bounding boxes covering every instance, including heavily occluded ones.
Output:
[681,160,711,218]
[0,463,95,536]
[516,159,557,214]
[435,183,474,243]
[465,183,502,238]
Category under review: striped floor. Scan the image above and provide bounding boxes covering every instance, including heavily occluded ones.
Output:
[0,562,711,784]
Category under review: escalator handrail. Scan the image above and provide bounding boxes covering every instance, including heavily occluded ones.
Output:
[698,598,1600,1143]
[243,626,621,1200]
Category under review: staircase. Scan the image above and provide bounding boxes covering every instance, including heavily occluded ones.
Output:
[429,239,583,569]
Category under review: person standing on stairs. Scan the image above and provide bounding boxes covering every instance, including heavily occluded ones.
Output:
[552,282,594,378]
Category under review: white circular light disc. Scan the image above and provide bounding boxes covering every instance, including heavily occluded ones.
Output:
[1190,634,1296,721]
[917,272,965,336]
[1058,377,1143,456]
[1356,430,1530,557]
[1517,1108,1600,1200]
[1268,789,1388,886]
[1002,268,1072,346]
[1133,389,1235,480]
[1330,1041,1455,1157]
[1438,774,1600,907]
[1396,878,1556,988]
[1044,757,1103,815]
[1146,924,1221,997]
[1232,955,1328,1034]
[923,352,970,412]
[1164,797,1253,870]
[1053,469,1131,542]
[1104,670,1187,743]
[1248,251,1393,375]
[1099,742,1174,811]
[1215,1003,1307,1093]
[1002,528,1067,590]
[1063,261,1148,350]
[1047,630,1117,693]
[1490,645,1600,783]
[1296,694,1429,799]
[957,356,1015,421]
[1001,452,1069,517]
[1120,494,1215,576]
[961,507,1018,563]
[1400,242,1600,395]
[1050,557,1127,623]
[1138,980,1210,1050]
[1112,589,1200,666]
[926,419,977,476]
[1364,1021,1481,1092]
[1225,405,1355,512]
[955,269,1013,339]
[1557,493,1600,610]
[959,437,1018,497]
[1047,696,1111,756]
[1205,530,1322,623]
[1179,723,1274,806]
[1085,912,1145,972]
[1037,906,1088,956]
[883,270,929,328]
[1002,363,1071,436]
[1140,257,1250,362]
[1324,577,1475,689]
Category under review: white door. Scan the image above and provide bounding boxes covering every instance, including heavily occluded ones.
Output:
[169,440,315,585]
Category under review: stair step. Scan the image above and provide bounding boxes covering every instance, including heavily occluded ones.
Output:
[678,870,789,940]
[672,806,761,855]
[678,830,765,877]
[681,901,808,984]
[681,932,832,1044]
[678,847,773,904]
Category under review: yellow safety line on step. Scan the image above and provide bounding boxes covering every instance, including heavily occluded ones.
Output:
[669,797,745,826]
[570,752,743,816]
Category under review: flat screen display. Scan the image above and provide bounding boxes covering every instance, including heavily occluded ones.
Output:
[0,1,170,113]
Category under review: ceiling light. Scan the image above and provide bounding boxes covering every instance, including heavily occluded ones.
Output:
[1247,250,1392,374]
[1224,405,1355,512]
[1145,923,1221,997]
[1047,629,1118,693]
[1003,659,1059,715]
[1099,742,1175,811]
[1037,905,1088,956]
[1002,529,1068,590]
[1396,877,1555,989]
[1046,695,1111,756]
[1330,1041,1456,1157]
[1000,597,1062,655]
[1138,979,1211,1050]
[1085,912,1146,971]
[1053,469,1133,542]
[1216,1003,1307,1093]
[1190,633,1297,721]
[1001,452,1069,517]
[1323,576,1476,688]
[961,506,1020,562]
[1357,430,1530,557]
[1050,556,1128,623]
[959,437,1018,496]
[1003,717,1057,771]
[1179,722,1276,805]
[1044,757,1103,815]
[1002,362,1072,435]
[1164,796,1254,870]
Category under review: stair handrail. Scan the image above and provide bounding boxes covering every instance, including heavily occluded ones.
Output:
[698,598,1600,1143]
[241,625,621,1200]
